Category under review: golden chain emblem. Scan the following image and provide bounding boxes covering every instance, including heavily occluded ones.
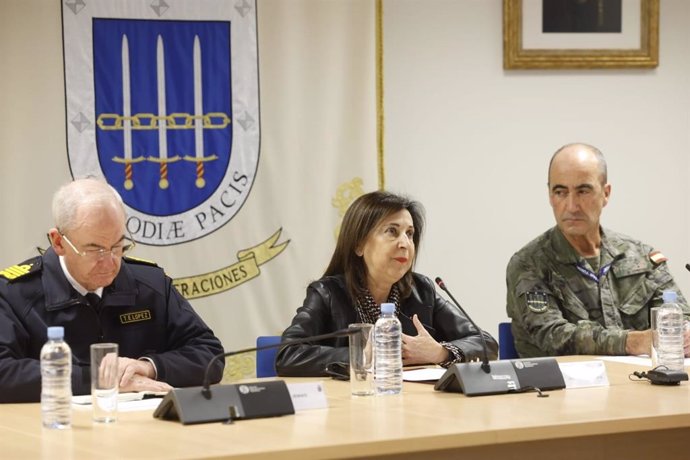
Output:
[97,112,231,130]
[98,111,230,191]
[0,264,33,280]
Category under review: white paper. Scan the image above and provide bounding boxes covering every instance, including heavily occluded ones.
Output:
[72,391,166,412]
[402,367,445,382]
[558,361,609,389]
[118,398,164,412]
[287,381,328,411]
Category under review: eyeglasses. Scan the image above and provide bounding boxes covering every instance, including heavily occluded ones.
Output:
[60,233,136,261]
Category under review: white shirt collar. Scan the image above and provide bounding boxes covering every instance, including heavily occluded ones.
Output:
[58,256,103,298]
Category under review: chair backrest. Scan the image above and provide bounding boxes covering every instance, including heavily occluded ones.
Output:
[256,335,282,378]
[498,322,518,360]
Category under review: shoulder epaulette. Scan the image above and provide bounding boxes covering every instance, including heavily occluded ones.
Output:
[123,255,158,267]
[649,250,668,266]
[0,257,42,282]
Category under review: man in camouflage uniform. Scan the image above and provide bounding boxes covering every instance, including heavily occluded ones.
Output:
[506,143,690,357]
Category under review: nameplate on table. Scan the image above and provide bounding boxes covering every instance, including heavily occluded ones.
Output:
[287,381,328,411]
[558,360,609,389]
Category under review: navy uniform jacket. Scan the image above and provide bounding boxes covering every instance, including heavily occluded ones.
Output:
[276,273,498,376]
[0,248,224,403]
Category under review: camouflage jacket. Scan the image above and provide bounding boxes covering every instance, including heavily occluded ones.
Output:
[506,226,689,357]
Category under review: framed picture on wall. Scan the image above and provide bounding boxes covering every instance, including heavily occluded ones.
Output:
[503,0,659,69]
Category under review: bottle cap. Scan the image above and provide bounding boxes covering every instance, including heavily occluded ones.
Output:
[662,290,678,303]
[47,326,64,340]
[380,303,395,314]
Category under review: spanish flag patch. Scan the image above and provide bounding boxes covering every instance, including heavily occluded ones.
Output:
[649,251,668,265]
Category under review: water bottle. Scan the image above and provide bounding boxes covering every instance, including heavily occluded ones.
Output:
[374,302,402,395]
[651,291,685,372]
[41,326,72,429]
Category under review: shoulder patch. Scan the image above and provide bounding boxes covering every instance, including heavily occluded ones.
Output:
[525,291,549,314]
[649,251,668,266]
[123,255,158,267]
[0,258,42,282]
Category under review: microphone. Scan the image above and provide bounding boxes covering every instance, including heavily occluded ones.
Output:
[153,328,362,425]
[435,277,491,373]
[200,328,359,399]
[432,276,565,397]
[685,264,690,272]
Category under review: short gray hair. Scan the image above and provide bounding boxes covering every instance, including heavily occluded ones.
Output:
[52,178,126,232]
[548,142,608,186]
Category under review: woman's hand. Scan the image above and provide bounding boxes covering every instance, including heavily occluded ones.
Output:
[401,314,449,365]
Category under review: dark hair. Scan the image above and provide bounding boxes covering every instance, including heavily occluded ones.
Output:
[324,190,425,302]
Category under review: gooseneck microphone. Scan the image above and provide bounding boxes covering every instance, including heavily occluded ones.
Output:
[432,276,565,397]
[154,327,363,424]
[435,276,491,374]
[685,264,690,273]
[201,328,360,399]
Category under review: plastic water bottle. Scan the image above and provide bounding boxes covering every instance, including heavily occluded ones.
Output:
[374,302,402,395]
[652,291,685,372]
[41,326,72,429]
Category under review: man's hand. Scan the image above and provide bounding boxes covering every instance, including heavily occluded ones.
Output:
[97,355,170,393]
[683,322,690,357]
[117,357,155,388]
[402,314,448,365]
[119,375,173,393]
[625,330,652,356]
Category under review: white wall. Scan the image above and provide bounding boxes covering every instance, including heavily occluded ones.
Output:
[385,0,690,339]
[0,0,68,256]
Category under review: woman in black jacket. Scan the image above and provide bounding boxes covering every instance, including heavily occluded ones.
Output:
[276,190,497,376]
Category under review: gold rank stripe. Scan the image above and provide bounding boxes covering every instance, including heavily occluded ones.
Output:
[0,264,33,280]
[649,251,667,264]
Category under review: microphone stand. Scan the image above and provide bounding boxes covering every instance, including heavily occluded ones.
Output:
[433,276,565,397]
[200,328,358,399]
[154,328,362,425]
[435,277,491,373]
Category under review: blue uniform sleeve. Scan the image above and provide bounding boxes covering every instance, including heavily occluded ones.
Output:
[0,290,90,402]
[141,277,225,387]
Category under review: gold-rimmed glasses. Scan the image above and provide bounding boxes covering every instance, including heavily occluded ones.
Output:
[59,232,136,261]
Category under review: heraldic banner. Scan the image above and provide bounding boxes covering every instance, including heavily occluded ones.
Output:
[62,0,377,380]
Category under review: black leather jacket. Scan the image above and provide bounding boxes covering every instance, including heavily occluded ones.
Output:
[276,273,497,376]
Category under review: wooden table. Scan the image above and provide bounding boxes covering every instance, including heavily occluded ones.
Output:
[1,357,689,459]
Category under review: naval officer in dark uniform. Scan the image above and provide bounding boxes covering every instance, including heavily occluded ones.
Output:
[0,178,224,403]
